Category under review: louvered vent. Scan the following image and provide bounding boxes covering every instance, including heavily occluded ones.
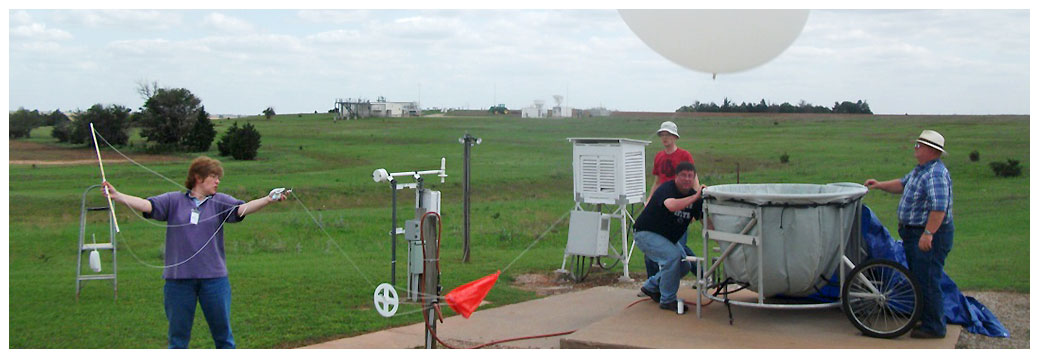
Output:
[623,151,644,196]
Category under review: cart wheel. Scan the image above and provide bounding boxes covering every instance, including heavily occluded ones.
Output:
[841,259,922,338]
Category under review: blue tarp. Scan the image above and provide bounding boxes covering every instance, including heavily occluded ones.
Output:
[858,205,1009,338]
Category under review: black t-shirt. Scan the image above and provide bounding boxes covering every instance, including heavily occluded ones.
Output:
[633,180,703,243]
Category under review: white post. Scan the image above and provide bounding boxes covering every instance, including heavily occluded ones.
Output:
[89,123,120,233]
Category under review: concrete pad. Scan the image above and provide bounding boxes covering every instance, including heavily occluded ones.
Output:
[301,286,637,349]
[560,287,960,349]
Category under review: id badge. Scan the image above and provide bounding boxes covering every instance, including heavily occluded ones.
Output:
[190,208,200,225]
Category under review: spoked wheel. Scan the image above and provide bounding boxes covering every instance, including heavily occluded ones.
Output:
[569,255,592,282]
[841,259,922,339]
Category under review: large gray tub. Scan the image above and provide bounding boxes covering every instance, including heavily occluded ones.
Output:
[702,183,867,298]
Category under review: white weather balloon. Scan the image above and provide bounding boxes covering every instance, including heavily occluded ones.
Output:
[619,9,810,77]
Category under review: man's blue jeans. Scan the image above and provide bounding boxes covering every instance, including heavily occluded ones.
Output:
[644,231,694,278]
[899,222,954,336]
[164,277,235,349]
[635,231,691,304]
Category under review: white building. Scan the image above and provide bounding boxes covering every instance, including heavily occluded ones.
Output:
[335,97,420,119]
[371,101,420,117]
[550,106,574,118]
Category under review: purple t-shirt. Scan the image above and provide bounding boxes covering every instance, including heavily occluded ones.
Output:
[144,191,246,279]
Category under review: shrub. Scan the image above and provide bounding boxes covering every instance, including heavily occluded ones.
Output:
[969,150,980,162]
[71,104,132,145]
[181,106,216,152]
[9,108,42,139]
[780,153,790,164]
[51,117,74,142]
[139,87,205,151]
[989,159,1022,177]
[217,121,262,160]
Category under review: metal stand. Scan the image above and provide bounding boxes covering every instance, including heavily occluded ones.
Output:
[372,160,447,301]
[558,200,639,282]
[459,133,481,262]
[76,184,117,301]
[692,201,853,317]
[421,213,441,349]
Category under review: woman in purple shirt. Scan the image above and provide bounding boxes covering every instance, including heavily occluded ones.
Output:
[103,156,287,348]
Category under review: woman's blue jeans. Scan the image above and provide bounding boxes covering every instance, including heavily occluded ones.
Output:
[899,222,954,336]
[635,231,691,304]
[164,277,235,349]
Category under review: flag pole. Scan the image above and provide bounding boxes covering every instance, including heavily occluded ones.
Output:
[90,123,120,233]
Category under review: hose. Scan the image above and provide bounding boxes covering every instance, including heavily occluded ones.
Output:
[417,211,578,348]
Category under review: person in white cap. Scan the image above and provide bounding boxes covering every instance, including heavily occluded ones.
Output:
[649,121,699,198]
[864,129,954,339]
[642,121,700,279]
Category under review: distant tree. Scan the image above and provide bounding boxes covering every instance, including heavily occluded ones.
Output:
[217,121,262,160]
[51,112,74,143]
[136,80,160,100]
[139,87,206,151]
[181,106,216,152]
[263,107,276,120]
[44,108,69,126]
[832,100,873,114]
[721,98,733,112]
[9,108,42,139]
[755,99,769,113]
[72,104,132,145]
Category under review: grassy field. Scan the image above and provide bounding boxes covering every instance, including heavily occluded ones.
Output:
[7,112,1029,348]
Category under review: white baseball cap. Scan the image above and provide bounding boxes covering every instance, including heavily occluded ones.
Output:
[657,121,680,138]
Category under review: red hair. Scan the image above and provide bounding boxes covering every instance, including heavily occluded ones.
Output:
[185,156,224,189]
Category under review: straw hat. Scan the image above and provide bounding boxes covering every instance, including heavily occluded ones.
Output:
[916,130,946,154]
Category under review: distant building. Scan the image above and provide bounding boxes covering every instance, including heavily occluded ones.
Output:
[586,107,612,117]
[549,106,574,118]
[335,97,420,120]
[522,96,575,118]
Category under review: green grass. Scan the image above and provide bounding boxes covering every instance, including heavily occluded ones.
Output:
[8,113,1029,348]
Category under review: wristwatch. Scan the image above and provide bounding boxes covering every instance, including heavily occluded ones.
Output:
[923,229,933,236]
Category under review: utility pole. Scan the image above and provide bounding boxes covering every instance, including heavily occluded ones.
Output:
[458,133,481,262]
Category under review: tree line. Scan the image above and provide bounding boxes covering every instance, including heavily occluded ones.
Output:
[9,84,264,160]
[676,98,873,114]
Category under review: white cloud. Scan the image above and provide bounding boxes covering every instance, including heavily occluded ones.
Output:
[10,10,33,26]
[306,29,363,43]
[10,23,73,41]
[295,9,374,24]
[204,12,256,34]
[57,10,182,32]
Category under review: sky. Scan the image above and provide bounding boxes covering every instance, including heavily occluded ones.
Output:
[5,7,1032,116]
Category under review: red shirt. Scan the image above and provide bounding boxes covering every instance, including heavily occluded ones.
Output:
[653,148,694,184]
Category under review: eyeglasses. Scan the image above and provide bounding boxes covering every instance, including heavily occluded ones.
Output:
[914,143,922,149]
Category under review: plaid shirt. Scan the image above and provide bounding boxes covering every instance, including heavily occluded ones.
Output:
[897,159,953,226]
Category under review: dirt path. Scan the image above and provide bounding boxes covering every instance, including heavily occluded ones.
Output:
[9,140,182,165]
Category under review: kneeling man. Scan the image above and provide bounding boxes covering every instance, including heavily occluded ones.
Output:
[634,161,705,313]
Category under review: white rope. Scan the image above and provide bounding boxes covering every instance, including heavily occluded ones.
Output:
[116,205,238,269]
[500,209,571,275]
[289,190,376,286]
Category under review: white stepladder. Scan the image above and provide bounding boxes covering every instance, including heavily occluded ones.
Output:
[76,184,117,300]
[557,138,650,282]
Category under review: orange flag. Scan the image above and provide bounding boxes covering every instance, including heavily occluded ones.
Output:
[444,271,500,318]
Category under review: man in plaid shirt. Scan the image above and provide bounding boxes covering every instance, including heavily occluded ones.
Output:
[864,130,954,339]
